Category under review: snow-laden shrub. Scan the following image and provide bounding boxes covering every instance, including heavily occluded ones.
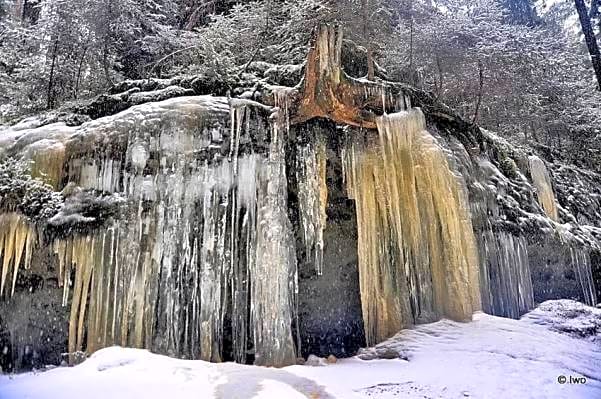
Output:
[0,158,63,221]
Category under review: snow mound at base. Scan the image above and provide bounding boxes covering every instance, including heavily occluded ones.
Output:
[1,300,600,398]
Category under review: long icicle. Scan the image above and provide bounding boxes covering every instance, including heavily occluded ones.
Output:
[344,109,481,345]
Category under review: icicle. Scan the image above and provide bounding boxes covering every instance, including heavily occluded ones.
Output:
[10,218,26,296]
[0,214,17,296]
[296,136,328,275]
[130,142,149,172]
[0,214,38,298]
[2,97,301,367]
[343,109,481,346]
[250,116,297,367]
[316,140,327,273]
[54,239,66,288]
[62,238,73,306]
[23,226,36,271]
[478,231,534,318]
[229,105,245,163]
[65,235,97,362]
[570,247,597,306]
[197,175,227,362]
[528,155,559,221]
[230,153,260,363]
[273,86,296,136]
[226,106,246,361]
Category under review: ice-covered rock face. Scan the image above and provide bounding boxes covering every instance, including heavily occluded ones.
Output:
[0,93,599,372]
[464,130,600,314]
[0,95,301,369]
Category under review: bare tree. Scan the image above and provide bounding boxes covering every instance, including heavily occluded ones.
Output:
[46,39,59,109]
[574,0,601,90]
[473,60,485,124]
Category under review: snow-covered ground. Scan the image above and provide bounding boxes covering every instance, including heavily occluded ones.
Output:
[1,300,600,399]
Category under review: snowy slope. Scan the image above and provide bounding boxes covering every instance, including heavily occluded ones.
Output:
[1,300,600,399]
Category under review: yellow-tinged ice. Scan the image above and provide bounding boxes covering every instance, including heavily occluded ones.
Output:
[528,155,559,221]
[30,142,66,189]
[343,109,481,345]
[52,227,156,361]
[0,213,38,297]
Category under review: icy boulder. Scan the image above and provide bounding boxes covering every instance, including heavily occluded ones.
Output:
[521,299,601,341]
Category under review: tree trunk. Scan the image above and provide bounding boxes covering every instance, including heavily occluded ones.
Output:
[366,47,375,81]
[46,39,59,109]
[102,41,113,86]
[575,0,601,90]
[361,0,374,80]
[409,7,414,70]
[435,55,444,99]
[102,0,114,87]
[74,46,89,99]
[242,0,271,73]
[249,25,480,150]
[591,0,601,36]
[472,60,484,124]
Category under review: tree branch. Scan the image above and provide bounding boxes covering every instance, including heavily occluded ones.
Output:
[146,46,202,78]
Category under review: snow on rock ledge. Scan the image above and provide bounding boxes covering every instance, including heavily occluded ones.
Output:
[0,95,231,188]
